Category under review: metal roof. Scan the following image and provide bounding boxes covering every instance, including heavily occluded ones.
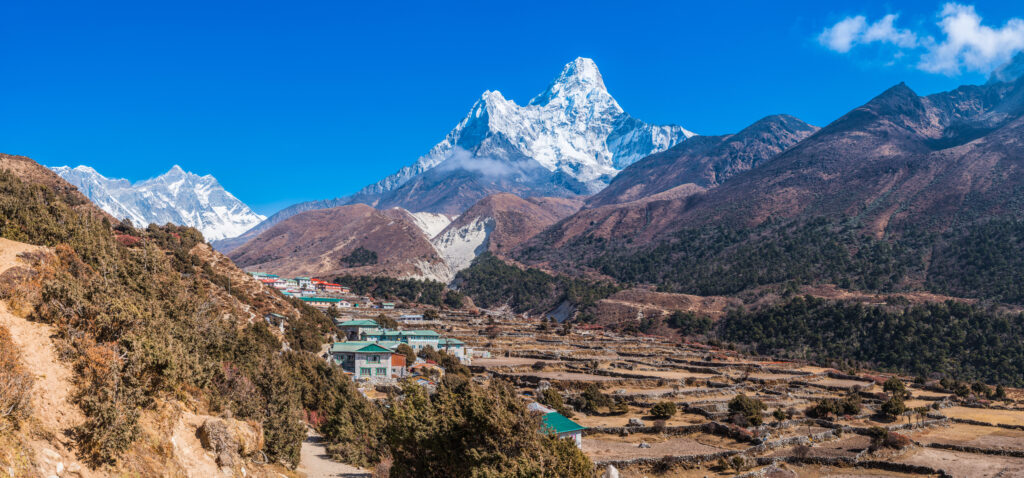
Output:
[541,412,586,435]
[335,319,378,327]
[329,342,393,354]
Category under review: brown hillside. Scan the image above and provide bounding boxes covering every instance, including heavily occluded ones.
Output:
[228,203,447,279]
[440,193,583,256]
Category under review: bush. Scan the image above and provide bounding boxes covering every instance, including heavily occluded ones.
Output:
[728,394,767,426]
[539,388,574,418]
[806,393,861,419]
[395,344,416,367]
[880,395,906,420]
[666,311,713,336]
[867,426,910,450]
[384,379,591,477]
[649,401,677,419]
[883,377,911,400]
[571,384,614,415]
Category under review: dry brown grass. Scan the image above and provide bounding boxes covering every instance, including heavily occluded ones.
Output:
[0,323,33,432]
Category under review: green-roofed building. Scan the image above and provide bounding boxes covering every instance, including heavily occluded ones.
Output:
[364,329,440,352]
[334,318,382,341]
[540,412,585,448]
[329,341,394,380]
[300,296,342,310]
[438,337,468,361]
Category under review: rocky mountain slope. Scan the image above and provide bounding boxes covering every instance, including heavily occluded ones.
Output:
[431,193,582,277]
[512,62,1024,304]
[52,164,265,241]
[585,114,817,208]
[227,204,449,280]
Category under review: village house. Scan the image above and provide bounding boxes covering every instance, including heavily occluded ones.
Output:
[295,276,313,289]
[334,318,383,341]
[329,341,395,380]
[391,353,407,378]
[530,403,585,448]
[380,302,396,310]
[317,282,344,293]
[248,272,279,279]
[364,329,440,352]
[299,296,342,310]
[438,337,470,363]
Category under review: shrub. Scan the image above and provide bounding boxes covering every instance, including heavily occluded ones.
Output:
[868,426,910,450]
[649,401,677,419]
[883,377,911,400]
[384,379,591,477]
[806,393,861,419]
[539,388,574,418]
[395,344,416,367]
[728,394,767,426]
[880,395,907,420]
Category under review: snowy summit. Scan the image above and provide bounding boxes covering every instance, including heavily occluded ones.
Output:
[357,57,695,197]
[51,164,265,241]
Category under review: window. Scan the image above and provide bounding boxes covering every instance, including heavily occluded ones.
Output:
[360,367,371,376]
[376,367,387,376]
[367,355,380,364]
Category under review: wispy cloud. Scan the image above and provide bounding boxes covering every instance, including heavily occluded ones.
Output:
[434,147,525,177]
[819,14,918,53]
[818,3,1024,75]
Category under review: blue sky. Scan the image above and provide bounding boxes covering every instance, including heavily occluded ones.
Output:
[2,1,1022,214]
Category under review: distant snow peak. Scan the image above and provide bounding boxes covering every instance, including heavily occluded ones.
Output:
[50,164,265,241]
[356,56,696,198]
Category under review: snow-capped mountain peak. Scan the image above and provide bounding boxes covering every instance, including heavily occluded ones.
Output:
[529,57,615,108]
[51,164,265,241]
[353,57,696,200]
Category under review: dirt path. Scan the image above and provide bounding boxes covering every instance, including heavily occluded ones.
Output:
[0,238,97,476]
[297,429,371,478]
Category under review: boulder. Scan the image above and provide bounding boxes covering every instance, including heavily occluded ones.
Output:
[627,418,644,427]
[198,419,239,467]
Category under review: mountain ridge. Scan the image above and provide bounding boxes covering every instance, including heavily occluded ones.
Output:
[216,57,694,249]
[51,164,265,241]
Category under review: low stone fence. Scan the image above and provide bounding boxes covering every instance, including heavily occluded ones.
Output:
[926,442,1024,458]
[592,449,739,469]
[942,416,1024,431]
[742,457,954,478]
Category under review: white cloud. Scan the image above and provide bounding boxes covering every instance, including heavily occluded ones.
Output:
[864,14,920,48]
[434,147,524,177]
[918,3,1024,74]
[819,14,917,53]
[819,16,867,53]
[818,4,1024,76]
